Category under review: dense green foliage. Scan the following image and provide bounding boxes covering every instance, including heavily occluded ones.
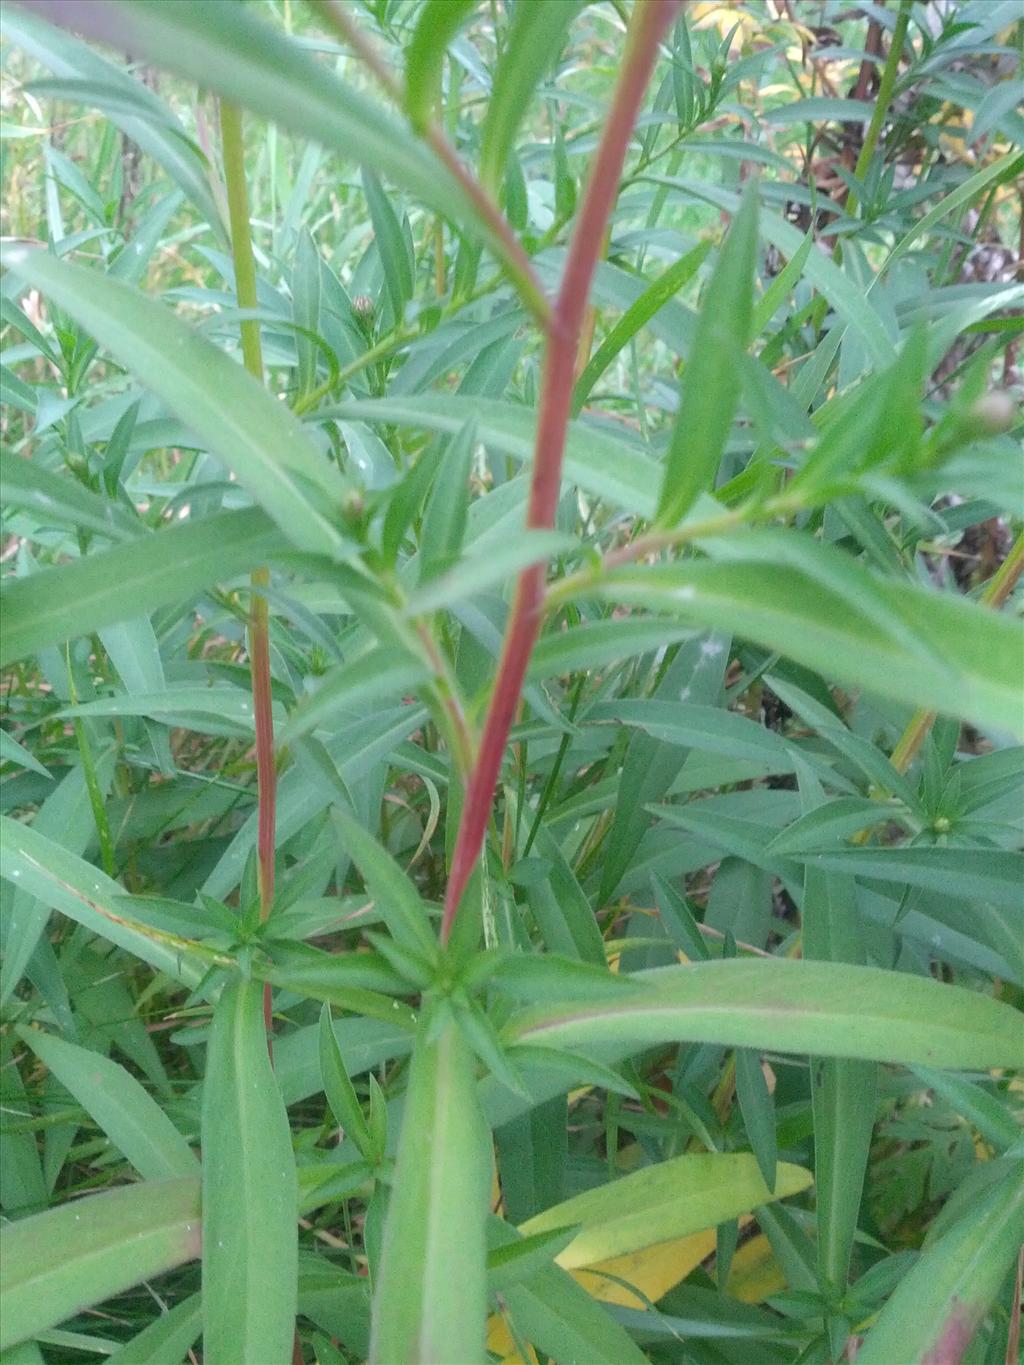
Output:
[1,2,1022,1363]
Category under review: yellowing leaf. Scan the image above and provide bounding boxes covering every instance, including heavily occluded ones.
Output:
[573,1227,719,1307]
[724,1233,787,1304]
[519,1153,812,1269]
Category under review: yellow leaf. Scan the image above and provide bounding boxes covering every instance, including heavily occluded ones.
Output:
[574,1226,720,1306]
[520,1152,813,1269]
[724,1233,787,1304]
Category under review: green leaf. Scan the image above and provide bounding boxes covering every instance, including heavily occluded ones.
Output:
[796,847,1024,909]
[5,250,349,556]
[322,394,661,517]
[487,1224,579,1292]
[767,797,895,852]
[760,97,879,125]
[656,183,758,526]
[593,559,1024,739]
[1,453,141,541]
[292,228,321,398]
[419,418,477,583]
[106,1294,202,1365]
[752,227,814,334]
[0,815,207,985]
[0,508,281,667]
[20,0,457,215]
[586,700,794,768]
[2,8,221,228]
[331,806,437,958]
[653,177,896,366]
[479,0,579,193]
[404,0,475,131]
[574,240,712,411]
[282,647,429,745]
[527,618,696,681]
[59,684,280,737]
[520,1153,810,1269]
[505,959,1022,1069]
[490,953,641,1005]
[319,1003,375,1162]
[911,1068,1021,1152]
[405,529,575,617]
[598,634,729,904]
[18,1028,198,1182]
[0,1178,201,1353]
[0,728,51,780]
[734,1051,777,1193]
[488,1219,648,1365]
[201,978,298,1365]
[856,1159,1024,1365]
[370,1006,491,1364]
[362,169,414,322]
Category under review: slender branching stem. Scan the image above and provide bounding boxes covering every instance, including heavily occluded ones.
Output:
[309,0,552,331]
[220,101,277,1040]
[413,620,476,780]
[441,0,681,942]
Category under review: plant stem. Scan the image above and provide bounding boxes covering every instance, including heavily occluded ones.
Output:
[309,0,552,332]
[441,0,681,943]
[846,0,912,220]
[889,530,1024,773]
[220,101,277,1039]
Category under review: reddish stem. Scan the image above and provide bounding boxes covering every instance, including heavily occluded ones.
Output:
[441,0,681,941]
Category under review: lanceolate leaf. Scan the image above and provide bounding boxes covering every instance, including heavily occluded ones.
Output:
[201,979,298,1365]
[479,0,580,194]
[322,394,661,516]
[404,0,475,131]
[370,1006,492,1364]
[0,815,208,984]
[5,250,349,556]
[0,1178,201,1353]
[105,1294,202,1365]
[656,184,759,526]
[1,508,282,667]
[332,807,438,958]
[856,1159,1024,1365]
[575,240,712,410]
[18,1028,199,1182]
[593,559,1024,738]
[504,959,1022,1070]
[519,1153,810,1269]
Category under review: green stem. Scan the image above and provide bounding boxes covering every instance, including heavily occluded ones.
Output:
[846,1,912,221]
[220,101,277,1046]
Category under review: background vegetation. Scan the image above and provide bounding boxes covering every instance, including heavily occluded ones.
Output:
[1,2,1022,1362]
